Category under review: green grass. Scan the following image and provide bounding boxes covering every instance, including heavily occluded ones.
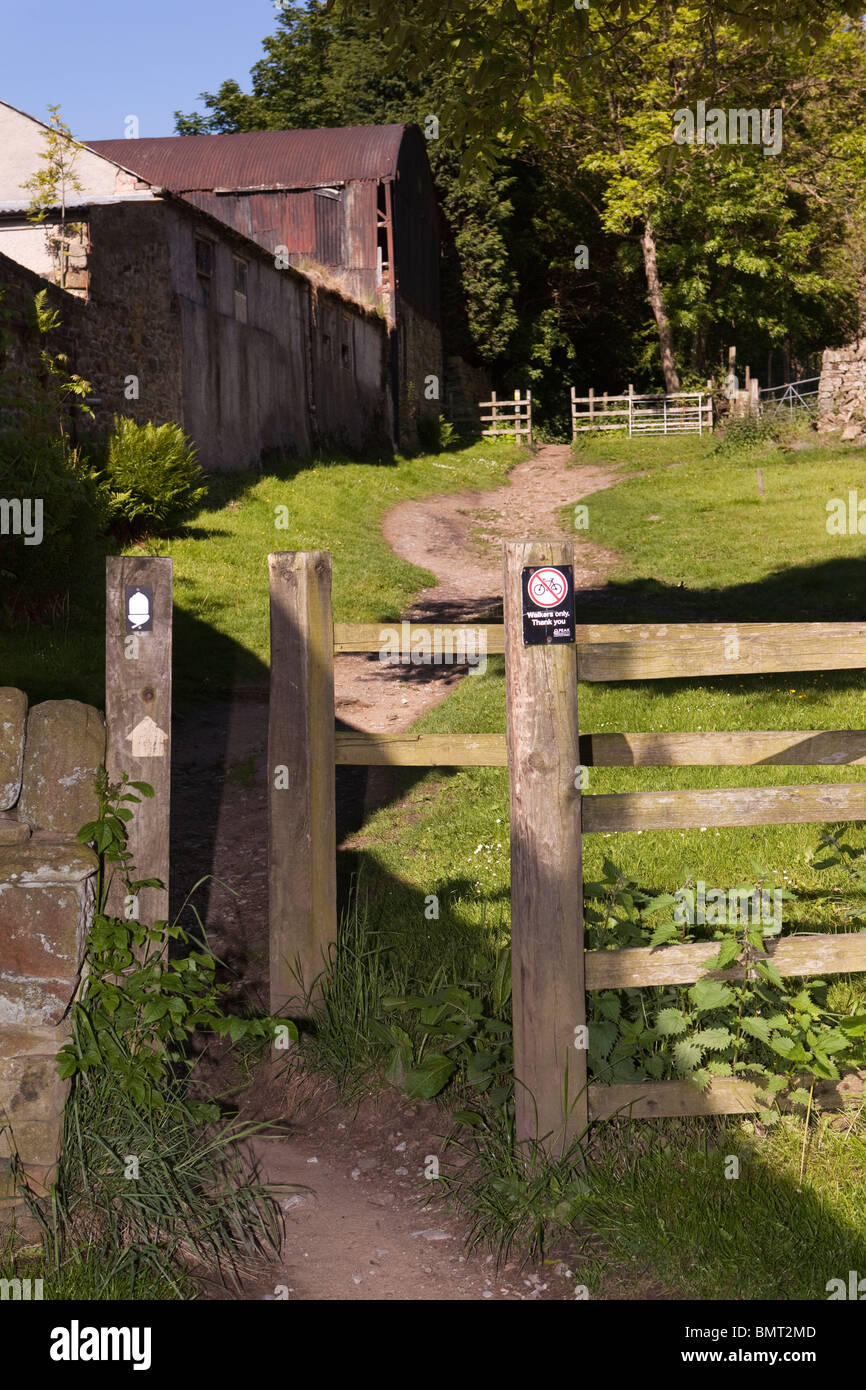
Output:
[0,440,520,708]
[318,428,866,1291]
[343,430,866,951]
[0,1240,186,1300]
[440,1107,866,1299]
[580,1114,866,1300]
[569,426,866,619]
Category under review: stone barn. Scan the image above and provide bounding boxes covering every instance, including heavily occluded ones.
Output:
[86,124,443,446]
[0,103,444,459]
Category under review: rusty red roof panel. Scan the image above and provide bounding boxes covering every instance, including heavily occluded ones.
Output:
[86,126,408,192]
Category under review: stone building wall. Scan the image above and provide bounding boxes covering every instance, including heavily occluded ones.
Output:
[818,339,866,443]
[396,301,442,447]
[442,354,491,437]
[80,202,185,435]
[0,195,393,469]
[0,690,102,1219]
[311,284,391,453]
[0,250,87,436]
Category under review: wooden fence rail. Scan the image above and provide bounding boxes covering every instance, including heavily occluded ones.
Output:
[272,553,866,1143]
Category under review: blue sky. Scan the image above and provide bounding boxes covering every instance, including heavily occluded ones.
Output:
[1,0,284,140]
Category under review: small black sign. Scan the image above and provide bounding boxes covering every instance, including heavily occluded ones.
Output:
[521,565,575,645]
[125,585,153,633]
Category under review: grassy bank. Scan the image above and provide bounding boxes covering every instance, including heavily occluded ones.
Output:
[0,440,520,707]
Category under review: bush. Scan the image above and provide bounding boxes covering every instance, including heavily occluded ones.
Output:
[713,410,778,453]
[102,416,206,537]
[416,412,459,452]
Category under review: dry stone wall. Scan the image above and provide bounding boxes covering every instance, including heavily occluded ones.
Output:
[0,689,102,1216]
[818,340,866,442]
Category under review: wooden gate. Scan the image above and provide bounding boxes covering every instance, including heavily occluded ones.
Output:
[269,545,866,1147]
[571,386,713,437]
[479,389,532,444]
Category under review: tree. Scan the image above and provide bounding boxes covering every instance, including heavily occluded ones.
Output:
[20,105,86,291]
[334,0,866,388]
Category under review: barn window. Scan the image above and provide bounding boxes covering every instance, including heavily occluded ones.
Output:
[233,255,248,322]
[195,237,214,277]
[341,315,351,368]
[376,182,390,288]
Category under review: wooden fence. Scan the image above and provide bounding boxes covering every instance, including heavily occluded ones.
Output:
[479,389,532,443]
[571,385,713,437]
[270,546,866,1147]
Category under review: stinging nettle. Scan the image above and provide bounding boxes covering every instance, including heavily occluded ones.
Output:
[674,881,782,932]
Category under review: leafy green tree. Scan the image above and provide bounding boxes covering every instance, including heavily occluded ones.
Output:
[334,1,866,388]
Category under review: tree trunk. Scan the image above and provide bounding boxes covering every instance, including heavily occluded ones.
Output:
[640,220,680,393]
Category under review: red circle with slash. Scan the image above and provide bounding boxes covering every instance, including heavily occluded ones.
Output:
[527,567,567,607]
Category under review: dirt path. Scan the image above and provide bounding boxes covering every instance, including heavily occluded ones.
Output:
[384,443,620,623]
[332,445,622,733]
[174,445,630,1301]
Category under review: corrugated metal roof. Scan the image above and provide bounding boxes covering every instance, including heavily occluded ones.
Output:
[86,126,409,193]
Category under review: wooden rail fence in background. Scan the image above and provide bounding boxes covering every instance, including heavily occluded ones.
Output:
[270,550,866,1144]
[479,389,532,444]
[571,384,714,437]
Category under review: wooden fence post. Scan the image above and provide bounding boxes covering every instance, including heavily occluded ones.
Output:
[503,539,587,1150]
[268,551,337,1014]
[105,557,172,929]
[588,387,594,426]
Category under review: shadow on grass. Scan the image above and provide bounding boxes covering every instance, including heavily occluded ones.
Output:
[583,1116,866,1300]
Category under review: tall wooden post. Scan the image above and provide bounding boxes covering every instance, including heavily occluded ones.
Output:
[268,552,337,1014]
[105,557,172,928]
[503,540,586,1150]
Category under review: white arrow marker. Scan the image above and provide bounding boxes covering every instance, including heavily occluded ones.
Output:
[126,716,168,758]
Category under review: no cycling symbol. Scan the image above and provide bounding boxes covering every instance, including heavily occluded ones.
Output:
[528,568,567,607]
[521,564,576,646]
